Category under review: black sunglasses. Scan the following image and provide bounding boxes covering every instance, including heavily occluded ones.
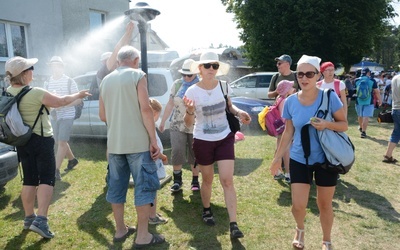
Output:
[181,74,193,78]
[202,63,220,70]
[297,71,317,79]
[23,66,34,72]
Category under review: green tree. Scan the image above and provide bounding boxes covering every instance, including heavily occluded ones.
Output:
[222,0,396,72]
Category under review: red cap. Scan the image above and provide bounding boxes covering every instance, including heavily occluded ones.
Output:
[320,62,334,73]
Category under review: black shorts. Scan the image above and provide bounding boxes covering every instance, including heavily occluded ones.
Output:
[289,159,338,187]
[17,134,56,186]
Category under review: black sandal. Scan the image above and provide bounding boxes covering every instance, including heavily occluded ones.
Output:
[383,155,398,163]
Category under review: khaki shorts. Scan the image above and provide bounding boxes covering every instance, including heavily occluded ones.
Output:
[170,130,195,165]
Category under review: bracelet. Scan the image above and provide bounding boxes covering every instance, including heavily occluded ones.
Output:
[186,110,194,115]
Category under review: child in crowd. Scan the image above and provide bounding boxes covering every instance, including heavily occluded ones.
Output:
[273,80,296,183]
[148,98,168,225]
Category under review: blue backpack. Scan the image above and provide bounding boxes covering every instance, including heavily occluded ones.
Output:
[356,76,372,105]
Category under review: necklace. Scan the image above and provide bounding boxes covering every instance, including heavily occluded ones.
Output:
[199,80,216,96]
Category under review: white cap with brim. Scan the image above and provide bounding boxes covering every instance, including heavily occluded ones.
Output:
[5,56,38,77]
[190,51,230,76]
[297,55,321,72]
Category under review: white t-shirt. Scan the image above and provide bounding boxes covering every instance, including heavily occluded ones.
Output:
[319,80,346,92]
[184,83,232,141]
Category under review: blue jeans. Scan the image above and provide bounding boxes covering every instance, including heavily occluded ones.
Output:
[106,151,159,206]
[390,109,400,144]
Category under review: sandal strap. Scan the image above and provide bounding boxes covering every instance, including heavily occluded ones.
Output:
[322,241,332,250]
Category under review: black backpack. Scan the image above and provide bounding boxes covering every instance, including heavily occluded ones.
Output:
[0,86,47,146]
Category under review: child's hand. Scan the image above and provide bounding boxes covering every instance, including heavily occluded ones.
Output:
[161,154,168,164]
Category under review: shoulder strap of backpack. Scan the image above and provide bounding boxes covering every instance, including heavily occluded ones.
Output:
[314,89,332,119]
[67,77,72,95]
[174,79,183,94]
[333,79,341,97]
[301,124,311,167]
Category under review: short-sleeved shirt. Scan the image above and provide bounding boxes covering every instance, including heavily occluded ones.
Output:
[169,79,194,133]
[184,83,231,141]
[44,75,78,120]
[269,72,300,93]
[7,86,52,137]
[318,80,346,98]
[283,89,343,165]
[100,66,149,154]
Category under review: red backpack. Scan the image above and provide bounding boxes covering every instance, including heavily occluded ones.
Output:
[317,79,341,97]
[265,97,285,137]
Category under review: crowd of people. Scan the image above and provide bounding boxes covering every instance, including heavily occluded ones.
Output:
[3,25,399,248]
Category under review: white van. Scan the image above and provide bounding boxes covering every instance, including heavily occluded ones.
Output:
[70,68,174,139]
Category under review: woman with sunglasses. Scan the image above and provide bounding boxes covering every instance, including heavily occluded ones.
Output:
[159,59,200,192]
[4,56,90,239]
[270,55,347,250]
[183,51,251,239]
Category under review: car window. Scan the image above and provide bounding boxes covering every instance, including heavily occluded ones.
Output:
[257,74,272,88]
[148,73,168,97]
[74,74,99,100]
[234,76,257,88]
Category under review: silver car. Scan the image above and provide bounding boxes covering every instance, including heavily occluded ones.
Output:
[0,143,18,188]
[230,72,277,100]
[70,68,174,139]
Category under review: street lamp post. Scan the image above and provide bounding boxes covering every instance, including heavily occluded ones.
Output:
[125,2,160,75]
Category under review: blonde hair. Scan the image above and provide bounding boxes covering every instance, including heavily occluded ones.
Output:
[149,98,162,112]
[5,71,29,86]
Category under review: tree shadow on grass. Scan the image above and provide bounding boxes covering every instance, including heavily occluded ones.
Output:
[234,158,263,177]
[3,180,71,232]
[335,180,400,222]
[161,191,244,249]
[0,187,11,211]
[76,186,114,249]
[4,230,51,250]
[365,135,390,147]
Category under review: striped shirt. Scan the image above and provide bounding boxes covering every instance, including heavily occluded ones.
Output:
[44,74,78,120]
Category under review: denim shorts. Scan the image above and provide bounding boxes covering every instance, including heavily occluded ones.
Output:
[51,118,74,142]
[170,130,195,165]
[390,109,400,144]
[106,151,159,206]
[355,104,374,117]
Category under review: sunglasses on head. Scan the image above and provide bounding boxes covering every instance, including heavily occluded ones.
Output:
[181,74,193,78]
[23,66,34,72]
[297,71,317,79]
[202,63,220,70]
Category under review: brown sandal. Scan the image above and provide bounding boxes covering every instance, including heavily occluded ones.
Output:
[383,155,398,163]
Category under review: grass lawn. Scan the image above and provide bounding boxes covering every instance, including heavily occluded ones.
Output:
[1,106,400,250]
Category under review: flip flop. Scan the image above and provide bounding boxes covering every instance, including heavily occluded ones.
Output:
[134,233,165,249]
[113,226,136,243]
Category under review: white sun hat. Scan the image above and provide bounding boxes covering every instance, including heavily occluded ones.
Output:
[190,51,230,76]
[297,55,321,72]
[47,56,65,65]
[178,59,196,75]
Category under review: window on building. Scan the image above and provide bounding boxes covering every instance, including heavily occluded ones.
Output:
[0,21,27,59]
[89,11,106,31]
